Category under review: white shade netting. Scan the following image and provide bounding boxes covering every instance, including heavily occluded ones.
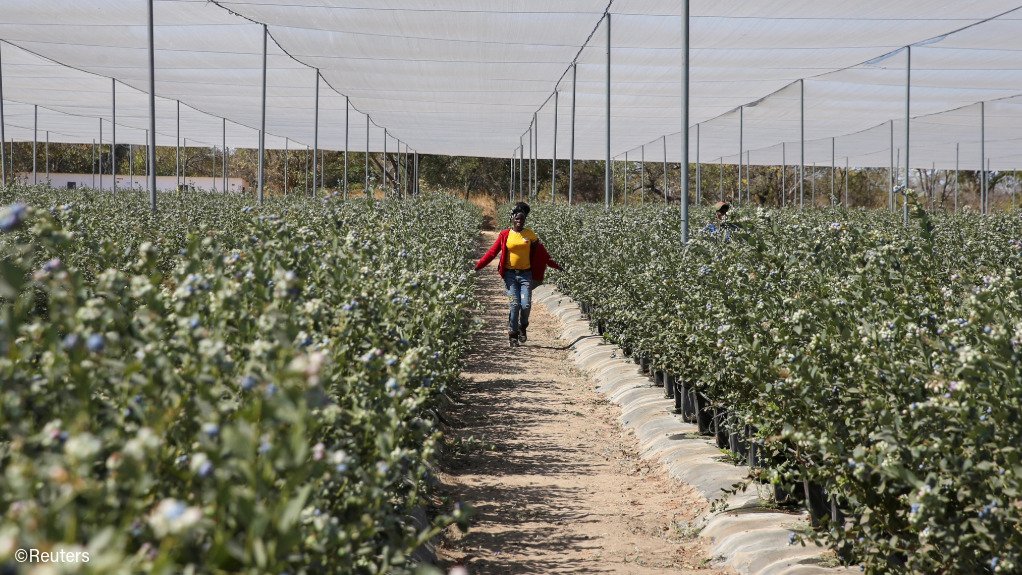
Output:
[2,0,1022,168]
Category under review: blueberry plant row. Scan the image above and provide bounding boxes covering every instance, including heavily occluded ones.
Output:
[528,199,1022,574]
[0,186,479,573]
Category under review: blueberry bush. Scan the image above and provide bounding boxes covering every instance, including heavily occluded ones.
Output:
[529,198,1022,574]
[0,185,478,574]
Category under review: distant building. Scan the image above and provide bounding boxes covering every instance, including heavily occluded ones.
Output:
[15,173,247,193]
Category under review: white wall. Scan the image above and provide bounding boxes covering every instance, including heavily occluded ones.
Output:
[15,173,248,193]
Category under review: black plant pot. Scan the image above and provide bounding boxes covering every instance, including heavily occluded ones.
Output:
[673,380,684,413]
[597,321,605,336]
[773,481,804,506]
[729,428,749,464]
[713,407,729,449]
[695,392,713,435]
[664,373,674,399]
[639,356,649,374]
[684,388,697,423]
[803,479,831,527]
[653,370,664,388]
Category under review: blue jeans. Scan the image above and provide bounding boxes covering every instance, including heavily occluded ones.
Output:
[503,269,532,335]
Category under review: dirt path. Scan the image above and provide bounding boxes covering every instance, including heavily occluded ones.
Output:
[436,231,732,575]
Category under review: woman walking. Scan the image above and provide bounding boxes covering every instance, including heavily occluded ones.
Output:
[475,202,562,347]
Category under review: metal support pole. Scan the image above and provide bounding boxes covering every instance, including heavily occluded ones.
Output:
[0,41,5,188]
[528,123,533,199]
[533,112,539,199]
[344,96,349,199]
[365,114,370,195]
[304,145,309,194]
[812,162,816,205]
[746,150,751,203]
[981,101,987,214]
[663,135,668,202]
[45,131,49,182]
[176,100,180,190]
[92,140,96,188]
[33,105,38,185]
[112,79,117,192]
[640,145,645,204]
[509,155,514,204]
[624,151,629,205]
[222,118,227,192]
[284,138,289,194]
[696,123,701,206]
[903,45,911,225]
[518,139,524,200]
[313,69,319,196]
[831,137,835,205]
[257,24,267,204]
[569,62,577,205]
[889,120,894,211]
[782,142,786,207]
[954,142,959,212]
[383,128,388,196]
[799,78,805,209]
[844,157,849,207]
[681,0,690,242]
[552,90,558,203]
[737,105,742,205]
[129,143,133,189]
[146,0,157,210]
[604,12,611,211]
[414,151,419,195]
[98,117,102,190]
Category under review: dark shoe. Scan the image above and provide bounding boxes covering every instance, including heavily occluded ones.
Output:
[518,326,528,344]
[509,332,520,348]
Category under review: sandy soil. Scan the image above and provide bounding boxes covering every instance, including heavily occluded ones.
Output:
[435,231,733,575]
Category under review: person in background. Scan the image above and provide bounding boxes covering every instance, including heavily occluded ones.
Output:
[475,202,562,348]
[704,201,733,240]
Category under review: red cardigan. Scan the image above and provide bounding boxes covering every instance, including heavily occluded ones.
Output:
[475,228,562,284]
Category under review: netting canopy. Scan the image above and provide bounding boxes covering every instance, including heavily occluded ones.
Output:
[2,1,1022,169]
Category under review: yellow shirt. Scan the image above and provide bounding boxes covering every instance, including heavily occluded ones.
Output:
[506,228,538,270]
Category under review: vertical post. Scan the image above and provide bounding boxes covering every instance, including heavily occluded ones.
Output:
[533,112,539,199]
[799,78,805,208]
[681,0,690,243]
[344,96,349,199]
[831,137,835,205]
[129,143,133,189]
[604,12,611,211]
[889,119,894,211]
[640,145,645,204]
[738,105,742,205]
[569,62,577,205]
[365,114,369,195]
[0,41,5,188]
[844,157,849,207]
[45,131,49,182]
[696,124,702,206]
[662,135,668,202]
[146,0,157,210]
[624,151,629,205]
[112,78,117,192]
[782,142,787,207]
[978,107,988,214]
[284,138,289,194]
[33,105,38,185]
[954,142,959,212]
[257,24,267,204]
[528,122,533,199]
[182,138,187,186]
[92,140,97,188]
[383,128,388,196]
[99,117,103,190]
[718,157,722,201]
[903,45,911,225]
[812,162,816,205]
[304,145,309,194]
[509,155,514,204]
[746,150,750,203]
[222,118,227,192]
[519,138,524,200]
[414,151,419,195]
[552,90,558,203]
[176,100,180,190]
[313,69,319,196]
